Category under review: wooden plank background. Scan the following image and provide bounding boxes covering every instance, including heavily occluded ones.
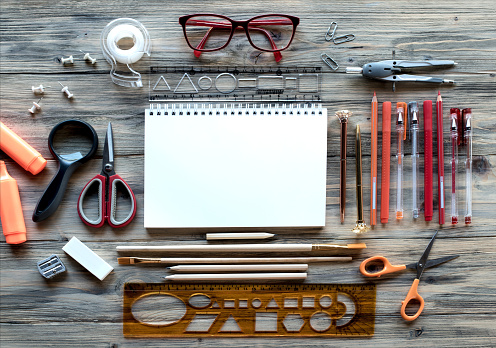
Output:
[1,0,495,346]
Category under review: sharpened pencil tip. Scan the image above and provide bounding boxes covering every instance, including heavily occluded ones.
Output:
[438,90,441,95]
[373,91,376,96]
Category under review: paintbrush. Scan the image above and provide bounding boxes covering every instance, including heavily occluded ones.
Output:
[118,256,354,265]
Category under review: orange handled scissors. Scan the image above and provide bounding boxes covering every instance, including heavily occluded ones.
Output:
[77,122,136,228]
[360,231,458,321]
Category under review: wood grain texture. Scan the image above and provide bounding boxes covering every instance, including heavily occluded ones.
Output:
[1,0,496,347]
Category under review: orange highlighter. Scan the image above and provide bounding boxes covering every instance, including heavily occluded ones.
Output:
[370,92,378,226]
[380,101,392,224]
[0,161,27,244]
[0,121,46,175]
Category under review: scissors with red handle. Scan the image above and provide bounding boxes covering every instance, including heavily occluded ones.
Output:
[77,122,136,228]
[359,231,458,321]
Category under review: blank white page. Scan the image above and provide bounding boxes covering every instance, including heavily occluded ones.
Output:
[144,104,327,228]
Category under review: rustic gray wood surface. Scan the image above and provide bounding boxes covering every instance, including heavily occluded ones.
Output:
[1,0,495,347]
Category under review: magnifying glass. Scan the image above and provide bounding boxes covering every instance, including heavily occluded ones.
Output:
[32,120,98,222]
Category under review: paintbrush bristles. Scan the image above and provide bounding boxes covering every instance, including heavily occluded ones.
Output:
[117,257,163,265]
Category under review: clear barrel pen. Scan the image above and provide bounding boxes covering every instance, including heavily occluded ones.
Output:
[409,102,420,219]
[463,108,472,224]
[450,108,460,224]
[395,103,407,220]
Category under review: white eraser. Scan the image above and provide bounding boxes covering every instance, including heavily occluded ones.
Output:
[62,237,113,281]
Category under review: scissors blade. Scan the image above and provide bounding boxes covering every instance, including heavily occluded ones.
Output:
[415,230,438,279]
[405,254,459,270]
[101,122,115,175]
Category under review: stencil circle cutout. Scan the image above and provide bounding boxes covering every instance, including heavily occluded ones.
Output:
[251,298,262,308]
[215,73,237,94]
[319,295,332,309]
[188,294,211,309]
[198,76,212,90]
[336,293,356,326]
[309,311,332,332]
[131,294,186,326]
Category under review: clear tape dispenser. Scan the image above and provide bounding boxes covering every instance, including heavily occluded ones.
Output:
[101,18,151,88]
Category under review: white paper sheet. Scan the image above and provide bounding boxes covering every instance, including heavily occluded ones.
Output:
[144,104,327,228]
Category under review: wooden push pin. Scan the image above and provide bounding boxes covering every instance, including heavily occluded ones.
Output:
[32,84,50,94]
[28,98,43,114]
[58,82,73,99]
[61,55,74,65]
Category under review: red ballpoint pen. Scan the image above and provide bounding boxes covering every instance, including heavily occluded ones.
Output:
[436,91,445,225]
[423,100,433,221]
[371,92,378,226]
[381,101,391,224]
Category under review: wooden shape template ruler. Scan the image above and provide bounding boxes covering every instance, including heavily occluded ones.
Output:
[123,283,376,337]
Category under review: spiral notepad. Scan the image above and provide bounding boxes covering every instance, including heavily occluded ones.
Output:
[144,104,327,228]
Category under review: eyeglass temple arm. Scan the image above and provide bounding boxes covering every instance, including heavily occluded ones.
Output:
[192,26,282,62]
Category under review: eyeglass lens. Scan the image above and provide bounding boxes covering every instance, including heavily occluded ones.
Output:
[247,15,294,51]
[185,15,232,50]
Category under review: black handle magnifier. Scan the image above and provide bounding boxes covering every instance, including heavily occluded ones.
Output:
[32,120,98,222]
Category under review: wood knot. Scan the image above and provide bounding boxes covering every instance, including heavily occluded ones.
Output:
[410,327,424,338]
[425,276,436,284]
[473,156,490,176]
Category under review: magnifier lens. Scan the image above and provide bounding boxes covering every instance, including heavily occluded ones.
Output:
[51,123,96,161]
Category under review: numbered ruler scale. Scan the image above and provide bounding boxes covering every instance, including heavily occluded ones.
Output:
[148,66,323,102]
[123,283,376,337]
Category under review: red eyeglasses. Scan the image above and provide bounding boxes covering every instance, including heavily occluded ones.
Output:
[178,14,300,62]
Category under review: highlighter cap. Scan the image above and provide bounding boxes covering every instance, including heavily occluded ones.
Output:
[5,232,27,244]
[27,155,47,175]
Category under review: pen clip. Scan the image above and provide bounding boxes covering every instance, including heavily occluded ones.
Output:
[397,102,408,140]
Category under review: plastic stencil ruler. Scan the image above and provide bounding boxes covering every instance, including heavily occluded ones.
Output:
[148,66,323,102]
[123,283,376,337]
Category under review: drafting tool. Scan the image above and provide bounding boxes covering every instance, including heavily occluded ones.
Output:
[395,102,407,220]
[148,66,322,102]
[345,58,456,91]
[463,108,473,224]
[360,231,458,321]
[437,92,445,225]
[370,93,378,225]
[116,243,366,253]
[450,108,460,224]
[352,125,368,234]
[336,110,351,223]
[381,102,391,224]
[168,264,309,272]
[206,232,275,240]
[409,102,420,219]
[164,273,308,281]
[77,122,136,228]
[118,256,353,265]
[123,282,376,337]
[424,101,434,221]
[33,120,98,222]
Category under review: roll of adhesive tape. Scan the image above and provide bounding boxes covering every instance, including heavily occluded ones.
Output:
[106,24,145,64]
[101,18,151,87]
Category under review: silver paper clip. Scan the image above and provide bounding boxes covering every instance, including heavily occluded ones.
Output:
[321,53,339,71]
[333,34,356,44]
[325,22,338,41]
